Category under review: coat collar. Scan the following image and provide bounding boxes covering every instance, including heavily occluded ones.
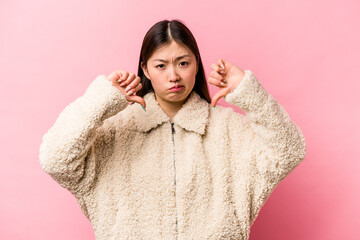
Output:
[124,91,210,135]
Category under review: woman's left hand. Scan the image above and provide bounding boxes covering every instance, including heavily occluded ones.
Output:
[208,58,246,108]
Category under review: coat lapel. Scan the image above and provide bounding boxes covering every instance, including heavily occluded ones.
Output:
[124,91,210,135]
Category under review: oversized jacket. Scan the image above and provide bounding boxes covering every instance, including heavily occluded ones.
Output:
[39,69,306,240]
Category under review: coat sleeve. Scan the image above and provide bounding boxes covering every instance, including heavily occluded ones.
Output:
[39,74,129,197]
[224,69,307,226]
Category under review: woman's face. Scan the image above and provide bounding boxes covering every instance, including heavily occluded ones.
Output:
[141,40,198,105]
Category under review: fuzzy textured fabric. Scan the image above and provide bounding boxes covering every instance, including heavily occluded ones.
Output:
[39,69,306,240]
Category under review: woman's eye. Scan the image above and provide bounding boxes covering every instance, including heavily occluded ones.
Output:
[156,62,187,69]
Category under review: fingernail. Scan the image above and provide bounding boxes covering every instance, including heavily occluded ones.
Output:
[125,86,131,91]
[120,82,126,87]
[219,70,225,74]
[220,82,227,86]
[141,105,146,111]
[220,64,225,69]
[126,90,134,96]
[129,102,134,105]
[211,106,216,110]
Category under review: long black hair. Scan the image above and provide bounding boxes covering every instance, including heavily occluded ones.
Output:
[136,19,211,103]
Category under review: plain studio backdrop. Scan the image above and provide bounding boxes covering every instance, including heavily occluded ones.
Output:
[0,0,359,239]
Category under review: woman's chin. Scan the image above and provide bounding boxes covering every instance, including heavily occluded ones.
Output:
[165,92,190,103]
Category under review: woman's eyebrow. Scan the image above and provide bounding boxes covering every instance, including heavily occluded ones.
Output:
[153,54,191,63]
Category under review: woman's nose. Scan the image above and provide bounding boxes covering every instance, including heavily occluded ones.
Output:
[169,66,180,81]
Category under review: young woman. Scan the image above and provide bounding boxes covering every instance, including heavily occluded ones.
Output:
[39,19,306,240]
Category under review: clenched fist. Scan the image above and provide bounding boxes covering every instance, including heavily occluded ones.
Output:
[107,70,146,110]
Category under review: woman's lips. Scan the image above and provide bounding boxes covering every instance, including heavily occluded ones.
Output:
[169,86,184,92]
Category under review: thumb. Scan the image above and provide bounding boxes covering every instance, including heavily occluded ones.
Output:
[211,91,224,108]
[127,95,146,109]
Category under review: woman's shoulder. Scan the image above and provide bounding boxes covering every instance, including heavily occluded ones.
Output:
[106,103,146,134]
[206,104,250,134]
[93,104,134,138]
[209,104,246,123]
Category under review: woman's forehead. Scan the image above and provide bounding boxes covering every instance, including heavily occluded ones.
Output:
[152,41,192,58]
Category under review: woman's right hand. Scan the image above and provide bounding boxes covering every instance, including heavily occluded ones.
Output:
[107,70,146,109]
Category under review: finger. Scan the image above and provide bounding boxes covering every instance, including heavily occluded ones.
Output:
[109,70,130,81]
[124,76,141,92]
[208,77,227,88]
[210,71,226,83]
[208,77,227,87]
[218,58,225,70]
[210,63,223,73]
[119,73,136,87]
[108,71,122,82]
[133,82,143,92]
[126,83,142,99]
[210,63,226,75]
[125,82,142,96]
[118,71,129,82]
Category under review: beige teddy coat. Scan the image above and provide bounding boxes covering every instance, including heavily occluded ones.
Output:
[39,69,306,240]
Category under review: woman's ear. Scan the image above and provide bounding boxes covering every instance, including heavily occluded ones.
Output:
[141,61,151,80]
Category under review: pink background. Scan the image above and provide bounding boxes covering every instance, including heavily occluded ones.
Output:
[1,0,359,239]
